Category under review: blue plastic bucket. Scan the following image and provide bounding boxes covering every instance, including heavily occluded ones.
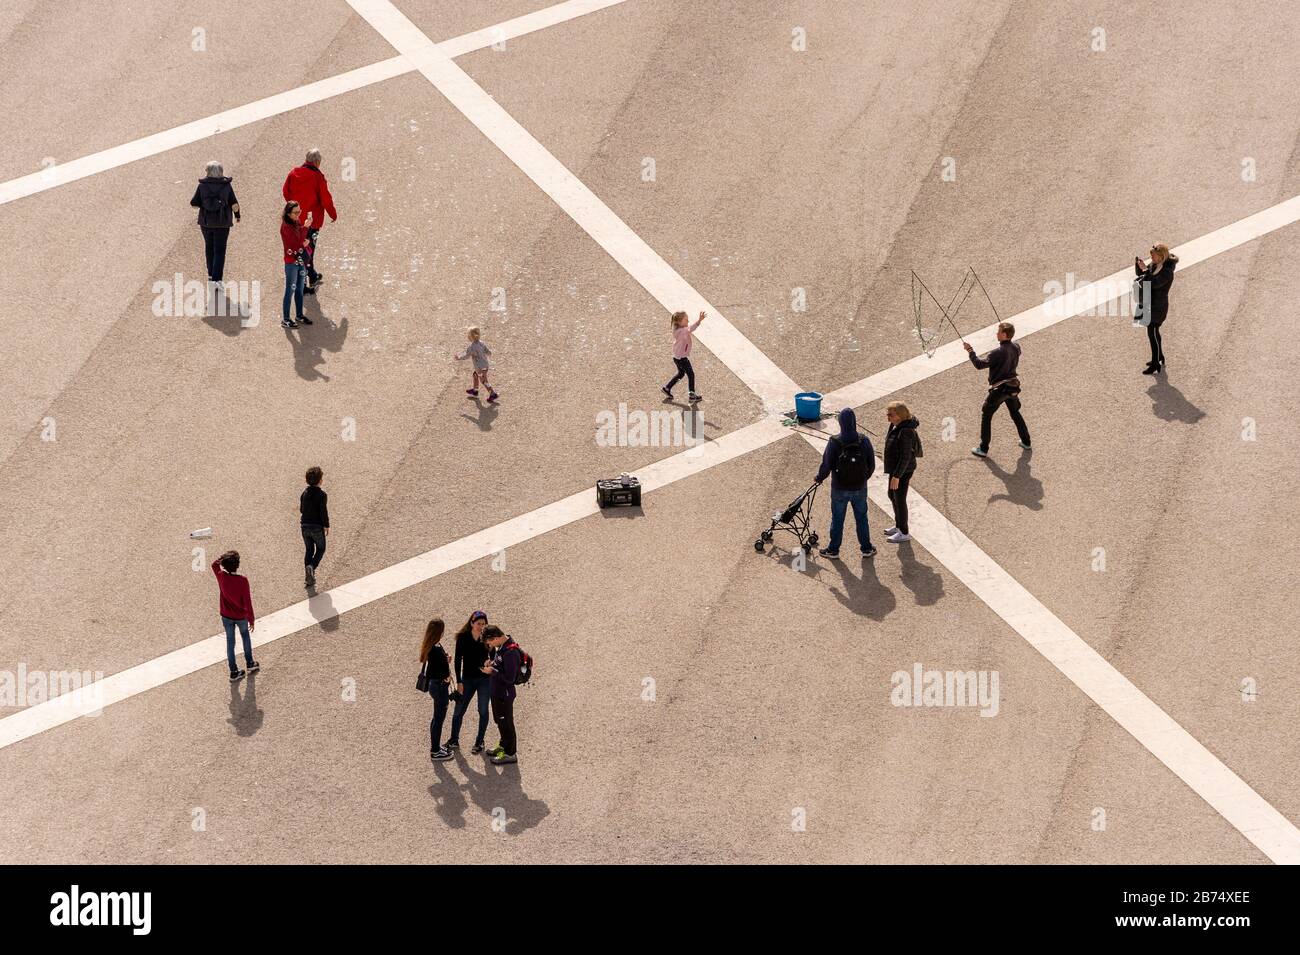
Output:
[794,391,823,422]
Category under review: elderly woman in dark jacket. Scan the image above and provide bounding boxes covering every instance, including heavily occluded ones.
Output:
[190,161,240,284]
[1135,242,1178,374]
[883,401,921,543]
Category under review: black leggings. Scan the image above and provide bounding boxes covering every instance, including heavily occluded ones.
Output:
[429,682,449,753]
[666,357,695,393]
[1147,322,1164,366]
[887,470,913,535]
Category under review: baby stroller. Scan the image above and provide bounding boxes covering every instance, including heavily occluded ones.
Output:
[754,482,820,555]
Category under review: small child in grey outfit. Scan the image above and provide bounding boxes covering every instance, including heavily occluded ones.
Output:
[455,326,498,403]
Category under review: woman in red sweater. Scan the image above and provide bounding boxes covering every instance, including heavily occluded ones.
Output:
[212,550,259,681]
[280,201,311,329]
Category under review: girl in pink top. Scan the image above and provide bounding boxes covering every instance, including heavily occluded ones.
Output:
[661,310,705,403]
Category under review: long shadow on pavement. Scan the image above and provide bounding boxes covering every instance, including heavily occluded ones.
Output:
[227,672,264,737]
[284,297,348,382]
[428,756,550,835]
[980,448,1044,511]
[1148,374,1206,424]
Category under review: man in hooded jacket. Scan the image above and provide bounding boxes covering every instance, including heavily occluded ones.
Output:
[813,407,877,559]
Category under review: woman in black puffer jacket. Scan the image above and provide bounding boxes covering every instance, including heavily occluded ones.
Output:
[883,401,921,544]
[1135,242,1178,374]
[190,160,240,284]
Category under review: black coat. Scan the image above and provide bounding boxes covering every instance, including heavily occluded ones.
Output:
[1136,255,1178,327]
[883,418,920,476]
[190,176,239,229]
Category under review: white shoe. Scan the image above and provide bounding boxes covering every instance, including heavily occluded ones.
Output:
[886,531,911,543]
[884,527,898,536]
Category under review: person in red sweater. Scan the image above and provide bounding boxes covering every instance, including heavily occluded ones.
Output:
[282,148,337,293]
[213,550,259,681]
[280,201,311,329]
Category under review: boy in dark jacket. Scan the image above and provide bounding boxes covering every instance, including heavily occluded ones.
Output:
[189,160,240,284]
[300,466,330,588]
[481,626,521,765]
[965,322,1030,457]
[813,407,876,559]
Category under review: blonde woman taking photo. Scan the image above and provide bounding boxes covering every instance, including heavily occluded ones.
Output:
[1135,243,1179,374]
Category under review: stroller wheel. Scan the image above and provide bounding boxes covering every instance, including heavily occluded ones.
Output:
[808,532,819,547]
[761,530,773,543]
[802,542,814,555]
[754,539,765,552]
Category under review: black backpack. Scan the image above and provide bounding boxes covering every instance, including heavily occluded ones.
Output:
[834,435,871,484]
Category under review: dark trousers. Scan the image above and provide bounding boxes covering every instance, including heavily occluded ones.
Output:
[448,676,490,746]
[887,469,914,535]
[1147,322,1165,366]
[980,388,1030,451]
[492,695,517,756]
[306,228,321,284]
[666,356,695,393]
[201,227,230,282]
[301,524,326,568]
[429,682,449,753]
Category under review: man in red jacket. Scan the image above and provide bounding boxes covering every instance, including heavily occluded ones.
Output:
[282,148,337,293]
[212,550,259,681]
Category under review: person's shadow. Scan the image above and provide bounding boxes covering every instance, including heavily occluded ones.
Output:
[444,754,550,835]
[897,541,944,606]
[981,450,1044,510]
[285,303,348,382]
[825,550,897,622]
[1148,374,1206,424]
[307,588,340,633]
[428,761,471,830]
[460,397,500,432]
[227,672,264,737]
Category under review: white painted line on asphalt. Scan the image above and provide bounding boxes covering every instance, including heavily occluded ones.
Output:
[823,193,1300,412]
[0,417,787,751]
[0,0,632,206]
[858,470,1300,865]
[343,0,799,412]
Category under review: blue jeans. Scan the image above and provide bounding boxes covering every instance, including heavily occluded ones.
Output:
[301,524,326,569]
[221,615,254,673]
[827,486,871,553]
[283,263,305,319]
[448,675,490,747]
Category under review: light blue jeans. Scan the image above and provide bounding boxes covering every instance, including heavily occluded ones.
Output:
[283,262,305,319]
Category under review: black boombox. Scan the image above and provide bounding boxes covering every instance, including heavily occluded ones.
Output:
[596,474,642,508]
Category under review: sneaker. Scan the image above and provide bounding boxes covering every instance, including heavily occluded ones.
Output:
[486,744,505,759]
[302,285,316,296]
[431,747,454,762]
[886,532,911,543]
[281,317,298,329]
[1141,364,1158,375]
[246,659,260,673]
[1018,440,1031,450]
[661,385,673,399]
[861,545,878,558]
[305,565,315,587]
[487,391,499,404]
[444,740,460,751]
[884,526,898,536]
[490,752,518,765]
[688,392,703,403]
[229,669,245,682]
[819,548,841,559]
[971,446,988,458]
[298,314,313,325]
[471,742,486,755]
[466,388,479,397]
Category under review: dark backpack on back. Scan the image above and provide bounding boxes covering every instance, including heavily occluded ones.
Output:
[504,640,533,686]
[834,435,871,484]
